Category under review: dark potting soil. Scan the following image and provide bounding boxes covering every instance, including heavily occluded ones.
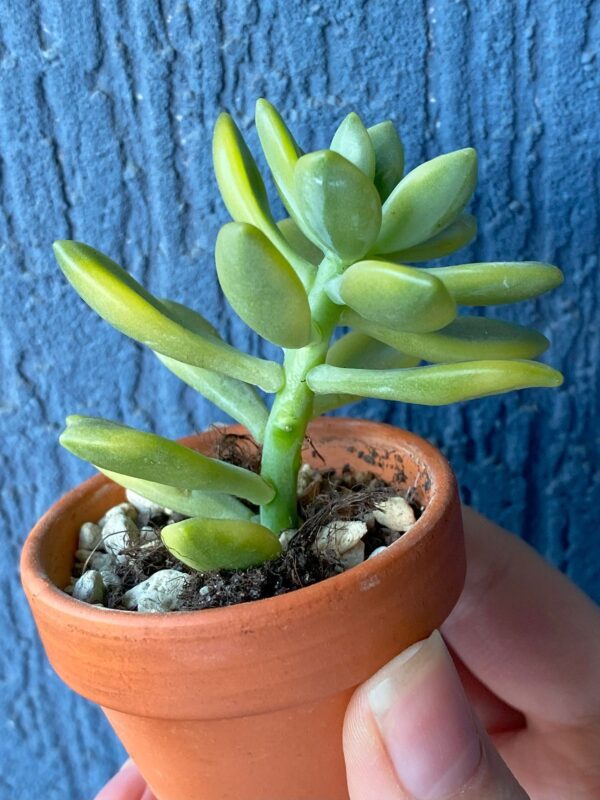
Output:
[99,432,424,611]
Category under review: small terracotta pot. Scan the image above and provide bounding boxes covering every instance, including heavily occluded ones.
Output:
[21,417,464,800]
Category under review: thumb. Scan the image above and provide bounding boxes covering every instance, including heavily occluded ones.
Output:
[343,631,528,799]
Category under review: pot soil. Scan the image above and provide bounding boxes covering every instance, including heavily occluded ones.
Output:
[67,434,423,611]
[21,417,465,800]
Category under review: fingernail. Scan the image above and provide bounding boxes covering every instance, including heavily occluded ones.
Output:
[119,758,133,772]
[367,630,482,800]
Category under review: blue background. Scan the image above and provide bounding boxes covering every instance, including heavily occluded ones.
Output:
[1,1,598,797]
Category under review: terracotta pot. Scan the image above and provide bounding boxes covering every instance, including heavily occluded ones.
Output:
[21,417,465,800]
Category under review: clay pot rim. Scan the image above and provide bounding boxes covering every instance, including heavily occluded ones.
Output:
[21,417,454,630]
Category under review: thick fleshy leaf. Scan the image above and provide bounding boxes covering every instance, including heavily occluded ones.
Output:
[216,222,312,348]
[375,148,477,253]
[158,298,219,335]
[328,261,456,333]
[307,360,563,405]
[154,354,268,442]
[255,98,302,215]
[327,331,419,369]
[60,416,275,504]
[386,214,477,263]
[331,112,376,179]
[277,218,324,265]
[213,112,274,230]
[313,393,359,415]
[162,517,282,571]
[153,300,267,442]
[342,311,550,363]
[312,332,420,415]
[213,112,312,286]
[426,262,564,305]
[99,469,254,520]
[367,121,405,201]
[54,241,283,392]
[294,150,382,262]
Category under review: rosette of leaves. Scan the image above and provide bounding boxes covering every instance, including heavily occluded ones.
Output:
[55,99,563,572]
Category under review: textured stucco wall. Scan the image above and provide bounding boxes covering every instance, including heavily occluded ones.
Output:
[1,1,598,797]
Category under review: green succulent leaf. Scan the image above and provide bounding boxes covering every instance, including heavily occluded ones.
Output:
[426,262,564,305]
[386,214,477,263]
[277,217,324,265]
[307,360,563,405]
[162,517,282,571]
[328,261,457,333]
[375,148,477,254]
[294,150,382,262]
[313,332,420,415]
[330,112,376,179]
[312,393,360,415]
[326,331,420,370]
[367,121,405,201]
[213,112,312,286]
[342,311,549,363]
[99,469,254,520]
[216,222,312,348]
[60,416,275,505]
[152,298,268,441]
[255,98,303,216]
[154,354,268,443]
[213,112,274,231]
[53,241,283,392]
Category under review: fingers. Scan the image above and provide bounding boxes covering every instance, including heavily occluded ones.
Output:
[94,759,153,800]
[442,507,600,725]
[343,631,529,800]
[450,649,525,736]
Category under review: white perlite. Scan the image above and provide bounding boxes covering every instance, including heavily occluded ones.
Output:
[139,525,159,544]
[98,502,137,528]
[99,569,121,591]
[102,512,140,556]
[78,521,103,551]
[73,570,105,604]
[297,463,320,497]
[338,542,365,570]
[368,546,388,559]
[125,489,164,518]
[373,496,416,532]
[315,520,367,571]
[88,551,116,571]
[279,528,298,550]
[121,570,192,613]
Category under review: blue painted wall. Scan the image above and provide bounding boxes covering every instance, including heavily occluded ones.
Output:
[1,1,598,797]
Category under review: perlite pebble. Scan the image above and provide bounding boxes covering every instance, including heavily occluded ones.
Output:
[139,525,159,544]
[88,551,116,571]
[121,570,192,613]
[78,522,103,551]
[368,545,388,559]
[315,520,368,557]
[98,502,137,528]
[279,529,298,550]
[72,570,105,604]
[338,542,365,571]
[373,496,416,532]
[297,463,320,496]
[99,569,121,592]
[101,513,140,557]
[125,489,164,518]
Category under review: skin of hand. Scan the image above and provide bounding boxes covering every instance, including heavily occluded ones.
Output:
[94,507,600,800]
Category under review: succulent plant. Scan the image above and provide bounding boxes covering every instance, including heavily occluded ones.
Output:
[56,99,563,572]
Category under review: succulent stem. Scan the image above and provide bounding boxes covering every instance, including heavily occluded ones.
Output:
[259,255,344,532]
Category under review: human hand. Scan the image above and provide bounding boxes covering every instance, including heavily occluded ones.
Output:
[95,507,600,799]
[344,506,600,798]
